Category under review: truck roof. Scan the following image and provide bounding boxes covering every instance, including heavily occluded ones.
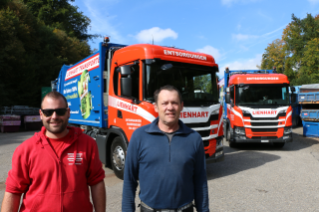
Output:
[113,44,218,68]
[300,83,319,89]
[229,73,289,85]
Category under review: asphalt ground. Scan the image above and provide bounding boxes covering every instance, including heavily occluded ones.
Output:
[0,127,319,211]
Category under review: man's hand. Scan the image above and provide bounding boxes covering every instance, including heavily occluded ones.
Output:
[91,180,106,212]
[1,192,21,212]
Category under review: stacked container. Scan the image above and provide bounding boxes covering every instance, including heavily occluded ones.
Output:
[0,115,21,133]
[299,84,319,137]
[24,115,43,130]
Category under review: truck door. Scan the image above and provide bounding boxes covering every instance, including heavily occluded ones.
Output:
[109,62,142,141]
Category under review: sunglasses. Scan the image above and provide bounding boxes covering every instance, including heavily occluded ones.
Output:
[41,108,68,117]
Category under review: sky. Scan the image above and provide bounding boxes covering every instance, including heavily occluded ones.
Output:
[72,0,319,78]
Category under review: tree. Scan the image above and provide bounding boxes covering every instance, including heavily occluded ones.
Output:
[0,0,92,107]
[260,13,319,85]
[260,39,286,73]
[22,0,98,41]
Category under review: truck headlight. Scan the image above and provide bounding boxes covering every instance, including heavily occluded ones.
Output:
[211,108,219,115]
[242,110,250,115]
[284,127,292,134]
[235,127,245,135]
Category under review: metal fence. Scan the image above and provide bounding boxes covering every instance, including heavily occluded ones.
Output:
[0,105,40,115]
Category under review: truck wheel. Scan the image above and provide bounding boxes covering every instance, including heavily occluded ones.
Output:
[226,126,231,141]
[273,142,285,148]
[226,126,236,148]
[111,137,126,180]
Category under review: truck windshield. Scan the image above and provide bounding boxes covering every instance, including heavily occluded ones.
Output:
[237,84,290,107]
[144,60,219,106]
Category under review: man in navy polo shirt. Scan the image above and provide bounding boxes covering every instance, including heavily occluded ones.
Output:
[122,85,209,212]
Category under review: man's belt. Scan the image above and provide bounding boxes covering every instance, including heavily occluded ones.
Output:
[140,201,193,212]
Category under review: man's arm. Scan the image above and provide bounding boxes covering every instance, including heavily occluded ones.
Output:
[194,137,210,212]
[1,192,22,212]
[91,180,106,212]
[122,132,139,212]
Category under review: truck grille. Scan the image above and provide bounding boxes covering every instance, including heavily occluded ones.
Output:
[250,122,278,126]
[185,114,218,128]
[252,136,278,139]
[184,114,219,144]
[251,128,277,132]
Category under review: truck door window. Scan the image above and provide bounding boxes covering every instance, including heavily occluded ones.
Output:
[113,70,119,96]
[118,63,140,100]
[230,86,234,104]
[130,64,139,100]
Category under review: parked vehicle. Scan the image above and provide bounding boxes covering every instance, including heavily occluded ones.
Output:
[290,86,302,128]
[223,67,294,148]
[299,84,319,137]
[53,38,224,179]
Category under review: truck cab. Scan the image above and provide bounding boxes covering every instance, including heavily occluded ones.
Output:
[223,68,294,148]
[55,39,224,179]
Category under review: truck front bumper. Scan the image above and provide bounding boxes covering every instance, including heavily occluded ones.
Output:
[233,132,293,143]
[206,138,224,164]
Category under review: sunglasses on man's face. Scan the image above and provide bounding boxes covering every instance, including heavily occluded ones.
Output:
[41,108,68,117]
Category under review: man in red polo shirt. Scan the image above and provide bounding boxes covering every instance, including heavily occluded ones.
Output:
[1,91,106,212]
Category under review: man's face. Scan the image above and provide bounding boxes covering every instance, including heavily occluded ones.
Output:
[40,97,70,135]
[155,90,183,128]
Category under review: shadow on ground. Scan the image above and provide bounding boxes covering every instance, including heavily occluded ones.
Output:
[206,148,280,180]
[0,131,36,146]
[206,127,319,181]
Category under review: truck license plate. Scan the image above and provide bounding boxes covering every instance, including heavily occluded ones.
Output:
[261,140,269,143]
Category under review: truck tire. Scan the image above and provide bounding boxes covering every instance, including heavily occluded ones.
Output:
[226,125,231,142]
[227,126,237,148]
[111,137,126,180]
[273,142,285,148]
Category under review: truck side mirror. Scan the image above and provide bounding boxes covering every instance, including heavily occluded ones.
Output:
[118,65,131,76]
[226,93,230,104]
[121,77,132,97]
[290,86,295,93]
[118,65,133,97]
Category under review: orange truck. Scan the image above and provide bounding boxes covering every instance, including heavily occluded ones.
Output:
[222,68,294,148]
[53,38,224,179]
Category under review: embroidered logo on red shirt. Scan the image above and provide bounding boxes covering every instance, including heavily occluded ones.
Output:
[67,153,83,165]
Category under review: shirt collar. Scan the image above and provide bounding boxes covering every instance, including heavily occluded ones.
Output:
[145,118,192,135]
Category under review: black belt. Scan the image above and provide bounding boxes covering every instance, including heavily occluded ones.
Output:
[140,202,193,212]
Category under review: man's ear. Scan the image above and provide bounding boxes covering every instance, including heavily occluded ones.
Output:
[153,103,158,113]
[39,109,43,120]
[67,108,71,118]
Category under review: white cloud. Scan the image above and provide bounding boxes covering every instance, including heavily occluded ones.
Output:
[221,0,259,6]
[83,0,125,44]
[308,0,319,4]
[196,45,221,61]
[135,27,178,43]
[218,54,262,77]
[232,33,259,41]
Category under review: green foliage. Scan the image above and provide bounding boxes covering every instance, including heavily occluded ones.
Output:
[22,0,98,41]
[260,39,285,73]
[0,0,91,107]
[194,74,213,93]
[260,13,319,85]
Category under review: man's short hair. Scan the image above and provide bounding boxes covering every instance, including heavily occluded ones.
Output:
[154,85,183,104]
[41,91,68,108]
